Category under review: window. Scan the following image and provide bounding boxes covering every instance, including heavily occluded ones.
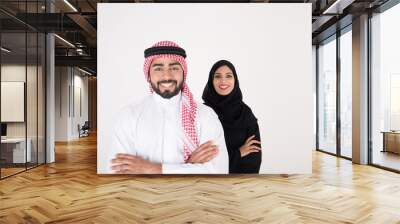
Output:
[339,28,352,158]
[370,3,400,171]
[318,36,337,154]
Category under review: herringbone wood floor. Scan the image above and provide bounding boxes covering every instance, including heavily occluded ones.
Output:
[1,134,400,224]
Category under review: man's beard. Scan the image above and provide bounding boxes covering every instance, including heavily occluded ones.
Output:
[151,79,183,99]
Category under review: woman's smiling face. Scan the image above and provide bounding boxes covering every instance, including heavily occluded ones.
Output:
[213,65,235,96]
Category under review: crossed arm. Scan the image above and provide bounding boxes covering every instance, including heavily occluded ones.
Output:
[110,141,220,174]
[107,105,230,174]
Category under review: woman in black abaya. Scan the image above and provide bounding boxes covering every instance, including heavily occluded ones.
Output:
[202,60,262,173]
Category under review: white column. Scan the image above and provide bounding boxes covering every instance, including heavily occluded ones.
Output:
[46,33,55,163]
[45,0,56,163]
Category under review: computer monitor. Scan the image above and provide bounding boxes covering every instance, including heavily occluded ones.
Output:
[1,123,7,137]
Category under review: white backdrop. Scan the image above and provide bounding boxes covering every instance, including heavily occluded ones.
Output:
[97,3,313,174]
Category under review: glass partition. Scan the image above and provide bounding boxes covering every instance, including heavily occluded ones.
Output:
[0,1,46,179]
[1,31,28,177]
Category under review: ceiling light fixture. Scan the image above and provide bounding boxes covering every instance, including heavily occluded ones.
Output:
[54,34,75,48]
[322,0,354,15]
[1,47,11,53]
[63,0,78,12]
[78,67,93,76]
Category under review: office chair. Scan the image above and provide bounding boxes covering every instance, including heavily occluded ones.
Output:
[79,121,90,138]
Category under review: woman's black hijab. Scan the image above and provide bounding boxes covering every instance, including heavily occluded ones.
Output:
[202,60,257,128]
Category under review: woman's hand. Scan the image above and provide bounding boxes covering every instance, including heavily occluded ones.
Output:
[239,135,261,157]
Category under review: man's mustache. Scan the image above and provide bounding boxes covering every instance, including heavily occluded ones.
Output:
[157,80,177,86]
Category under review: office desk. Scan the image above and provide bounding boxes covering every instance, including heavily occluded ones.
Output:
[1,138,32,163]
[382,131,400,154]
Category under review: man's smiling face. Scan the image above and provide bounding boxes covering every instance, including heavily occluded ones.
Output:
[148,57,184,99]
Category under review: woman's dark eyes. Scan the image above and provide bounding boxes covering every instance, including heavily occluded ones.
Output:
[215,74,233,79]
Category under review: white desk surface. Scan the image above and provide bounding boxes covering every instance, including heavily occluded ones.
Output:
[1,138,27,144]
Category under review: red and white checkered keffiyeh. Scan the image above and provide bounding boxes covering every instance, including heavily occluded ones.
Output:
[143,41,199,162]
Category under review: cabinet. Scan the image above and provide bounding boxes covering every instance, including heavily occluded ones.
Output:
[382,131,400,154]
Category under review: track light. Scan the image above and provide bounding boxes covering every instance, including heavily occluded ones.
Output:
[63,0,78,12]
[54,34,75,48]
[1,47,11,53]
[78,67,93,76]
[322,0,354,15]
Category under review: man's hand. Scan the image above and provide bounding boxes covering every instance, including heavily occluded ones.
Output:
[187,141,219,164]
[111,153,162,174]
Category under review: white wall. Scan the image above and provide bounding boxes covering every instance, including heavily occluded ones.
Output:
[55,66,69,141]
[55,67,89,141]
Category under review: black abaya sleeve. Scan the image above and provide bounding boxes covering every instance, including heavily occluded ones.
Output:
[228,144,242,173]
[239,122,262,173]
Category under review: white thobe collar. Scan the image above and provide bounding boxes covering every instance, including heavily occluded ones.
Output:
[152,91,182,110]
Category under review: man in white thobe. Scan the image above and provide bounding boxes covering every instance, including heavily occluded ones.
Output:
[107,41,229,174]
